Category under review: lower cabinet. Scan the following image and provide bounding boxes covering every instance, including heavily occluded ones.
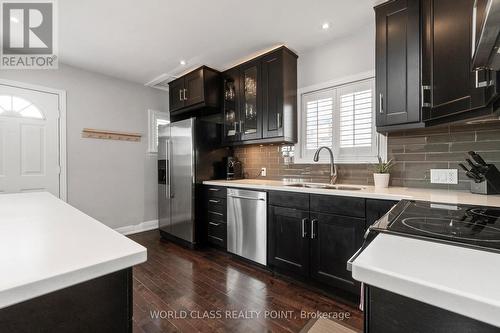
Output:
[268,191,396,296]
[309,212,365,293]
[268,206,310,277]
[202,185,227,249]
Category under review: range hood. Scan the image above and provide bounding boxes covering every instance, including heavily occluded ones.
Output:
[472,0,500,70]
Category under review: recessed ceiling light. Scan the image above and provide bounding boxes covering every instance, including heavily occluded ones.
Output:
[180,60,187,66]
[322,22,330,30]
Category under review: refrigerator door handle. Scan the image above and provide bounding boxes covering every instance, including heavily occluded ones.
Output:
[166,139,173,198]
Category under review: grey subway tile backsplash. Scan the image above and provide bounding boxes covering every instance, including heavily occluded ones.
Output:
[233,122,500,191]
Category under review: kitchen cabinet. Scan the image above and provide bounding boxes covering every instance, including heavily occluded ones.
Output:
[239,60,262,141]
[221,46,298,145]
[202,185,227,249]
[268,206,310,277]
[168,66,220,116]
[375,0,498,132]
[375,0,421,128]
[366,199,398,227]
[222,68,241,143]
[365,286,499,333]
[421,0,488,120]
[268,191,395,295]
[310,212,365,293]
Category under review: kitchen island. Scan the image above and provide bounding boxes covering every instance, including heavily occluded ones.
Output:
[0,192,147,333]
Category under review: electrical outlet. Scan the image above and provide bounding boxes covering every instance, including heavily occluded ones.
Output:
[261,167,267,177]
[430,169,458,184]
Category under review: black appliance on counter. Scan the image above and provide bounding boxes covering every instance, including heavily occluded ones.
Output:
[225,156,242,180]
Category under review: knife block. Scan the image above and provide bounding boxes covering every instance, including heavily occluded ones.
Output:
[470,164,500,195]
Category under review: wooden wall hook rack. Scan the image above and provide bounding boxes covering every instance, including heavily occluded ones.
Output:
[82,128,142,142]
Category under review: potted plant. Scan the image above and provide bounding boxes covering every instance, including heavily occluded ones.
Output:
[373,157,394,188]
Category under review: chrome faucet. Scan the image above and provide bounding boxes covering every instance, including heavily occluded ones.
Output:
[313,146,338,185]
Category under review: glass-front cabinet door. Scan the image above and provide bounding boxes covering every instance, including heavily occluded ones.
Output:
[239,61,262,141]
[223,69,240,143]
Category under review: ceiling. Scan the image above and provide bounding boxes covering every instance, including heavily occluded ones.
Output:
[59,0,375,85]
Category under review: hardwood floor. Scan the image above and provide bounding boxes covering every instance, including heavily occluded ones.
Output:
[129,230,363,333]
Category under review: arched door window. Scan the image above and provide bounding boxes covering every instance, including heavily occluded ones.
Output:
[0,95,44,119]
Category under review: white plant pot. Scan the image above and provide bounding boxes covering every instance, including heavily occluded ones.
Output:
[373,173,390,188]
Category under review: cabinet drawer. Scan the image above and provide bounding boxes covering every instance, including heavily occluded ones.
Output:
[268,191,309,210]
[208,209,225,223]
[207,198,226,214]
[310,194,366,218]
[208,221,226,247]
[205,186,227,199]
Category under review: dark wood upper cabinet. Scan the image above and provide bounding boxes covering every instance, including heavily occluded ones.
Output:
[239,60,262,141]
[184,69,205,107]
[169,78,185,112]
[421,0,487,120]
[221,46,298,145]
[222,68,241,144]
[376,0,421,128]
[375,0,498,132]
[168,66,220,116]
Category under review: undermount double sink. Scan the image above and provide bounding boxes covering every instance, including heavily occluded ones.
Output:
[285,183,365,191]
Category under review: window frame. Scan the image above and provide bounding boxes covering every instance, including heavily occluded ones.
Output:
[147,109,169,153]
[295,76,387,164]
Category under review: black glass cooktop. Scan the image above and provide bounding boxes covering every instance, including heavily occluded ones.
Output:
[370,200,500,252]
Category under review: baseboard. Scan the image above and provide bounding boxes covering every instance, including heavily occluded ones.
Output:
[115,219,158,236]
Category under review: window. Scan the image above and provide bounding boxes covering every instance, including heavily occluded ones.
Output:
[0,95,44,119]
[148,109,169,153]
[296,78,386,164]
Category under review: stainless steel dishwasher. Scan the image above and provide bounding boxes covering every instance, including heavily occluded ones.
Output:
[227,188,267,265]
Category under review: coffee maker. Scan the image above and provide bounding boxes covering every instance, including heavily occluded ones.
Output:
[226,156,242,180]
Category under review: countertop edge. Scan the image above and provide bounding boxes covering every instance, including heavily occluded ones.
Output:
[202,180,410,201]
[0,247,147,310]
[352,234,500,328]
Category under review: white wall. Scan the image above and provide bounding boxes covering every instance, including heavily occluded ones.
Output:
[0,64,168,229]
[297,24,375,90]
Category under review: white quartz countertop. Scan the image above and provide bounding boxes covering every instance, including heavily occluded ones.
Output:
[0,192,147,309]
[203,179,500,207]
[352,233,500,327]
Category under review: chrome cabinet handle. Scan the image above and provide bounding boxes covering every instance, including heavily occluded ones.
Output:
[301,218,308,238]
[208,188,220,192]
[209,199,220,204]
[209,222,221,227]
[421,85,432,108]
[179,89,183,102]
[239,120,243,134]
[209,211,223,216]
[183,89,187,101]
[277,113,282,129]
[379,93,384,114]
[310,219,318,239]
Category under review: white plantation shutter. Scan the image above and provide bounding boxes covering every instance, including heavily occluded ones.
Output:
[304,90,334,151]
[339,90,373,148]
[298,78,382,163]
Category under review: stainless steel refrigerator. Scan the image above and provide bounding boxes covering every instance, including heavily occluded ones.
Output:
[158,117,227,246]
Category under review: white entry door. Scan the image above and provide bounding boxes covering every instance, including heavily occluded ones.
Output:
[0,84,61,197]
